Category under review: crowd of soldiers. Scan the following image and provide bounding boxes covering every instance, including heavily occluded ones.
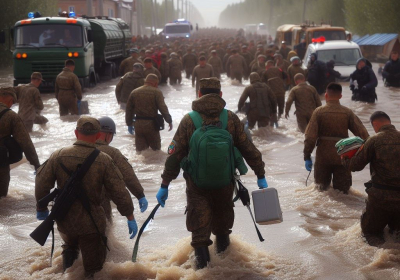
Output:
[1,31,400,278]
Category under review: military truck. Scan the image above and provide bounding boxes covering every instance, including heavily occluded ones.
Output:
[1,13,131,90]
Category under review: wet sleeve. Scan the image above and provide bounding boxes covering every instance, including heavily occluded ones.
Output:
[230,112,265,176]
[161,115,191,183]
[156,91,172,124]
[349,112,369,140]
[34,88,44,111]
[103,160,134,216]
[73,75,82,100]
[114,151,144,199]
[342,139,374,172]
[11,115,40,168]
[115,77,123,102]
[238,87,250,112]
[314,89,322,107]
[125,93,134,126]
[35,154,56,210]
[366,68,378,89]
[285,89,295,115]
[303,110,319,160]
[382,61,390,79]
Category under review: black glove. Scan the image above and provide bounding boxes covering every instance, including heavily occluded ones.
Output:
[361,86,367,93]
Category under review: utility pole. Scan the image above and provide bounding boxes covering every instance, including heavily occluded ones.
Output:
[137,0,142,35]
[151,0,156,35]
[87,0,93,17]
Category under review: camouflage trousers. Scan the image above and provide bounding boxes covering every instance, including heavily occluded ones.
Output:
[276,95,285,116]
[185,69,193,79]
[314,163,352,193]
[361,188,400,236]
[296,114,311,133]
[23,114,49,132]
[59,231,107,276]
[184,173,234,248]
[134,120,161,152]
[230,71,243,83]
[0,166,10,197]
[169,76,182,85]
[247,111,270,129]
[58,95,78,116]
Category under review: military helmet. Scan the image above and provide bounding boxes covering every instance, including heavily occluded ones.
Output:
[98,116,116,134]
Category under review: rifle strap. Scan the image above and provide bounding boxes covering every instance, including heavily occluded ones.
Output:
[246,205,265,242]
[132,203,161,262]
[50,227,55,266]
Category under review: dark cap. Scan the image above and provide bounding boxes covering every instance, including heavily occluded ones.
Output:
[199,77,221,90]
[130,48,139,54]
[76,116,101,135]
[133,62,144,70]
[0,87,17,102]
[31,72,45,81]
[144,57,153,63]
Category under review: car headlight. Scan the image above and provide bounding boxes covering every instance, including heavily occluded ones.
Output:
[166,36,169,39]
[186,35,189,38]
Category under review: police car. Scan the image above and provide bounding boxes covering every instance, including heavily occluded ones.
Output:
[302,38,362,80]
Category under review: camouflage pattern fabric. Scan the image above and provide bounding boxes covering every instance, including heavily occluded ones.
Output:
[192,64,214,94]
[119,57,143,76]
[55,67,82,116]
[287,64,306,88]
[144,66,161,81]
[182,52,198,79]
[115,71,145,104]
[167,57,183,84]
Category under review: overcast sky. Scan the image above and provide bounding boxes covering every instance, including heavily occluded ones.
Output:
[157,0,242,26]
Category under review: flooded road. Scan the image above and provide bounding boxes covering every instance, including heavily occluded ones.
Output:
[0,65,400,280]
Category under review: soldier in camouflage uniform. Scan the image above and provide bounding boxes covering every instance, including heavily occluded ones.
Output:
[238,72,277,128]
[192,57,214,98]
[143,58,162,81]
[251,55,266,77]
[0,87,40,197]
[157,78,266,269]
[96,116,147,221]
[182,48,198,79]
[119,48,143,76]
[226,49,247,83]
[115,63,145,110]
[285,73,322,133]
[342,111,400,246]
[304,83,369,194]
[35,117,136,276]
[167,52,183,85]
[241,45,253,80]
[55,59,82,116]
[15,72,47,132]
[207,50,223,79]
[125,74,173,152]
[287,56,306,89]
[262,60,287,120]
[159,52,170,84]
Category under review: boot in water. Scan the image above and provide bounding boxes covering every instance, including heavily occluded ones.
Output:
[194,246,210,269]
[216,235,230,253]
[62,248,79,271]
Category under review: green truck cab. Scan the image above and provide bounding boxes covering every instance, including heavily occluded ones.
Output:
[8,15,131,91]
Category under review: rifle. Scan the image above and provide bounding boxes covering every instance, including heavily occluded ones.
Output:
[30,149,101,248]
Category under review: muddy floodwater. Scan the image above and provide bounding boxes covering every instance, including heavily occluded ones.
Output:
[0,65,400,280]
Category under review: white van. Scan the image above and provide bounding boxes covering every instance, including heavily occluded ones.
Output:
[302,40,362,80]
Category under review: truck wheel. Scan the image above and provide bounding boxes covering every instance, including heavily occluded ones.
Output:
[89,71,97,87]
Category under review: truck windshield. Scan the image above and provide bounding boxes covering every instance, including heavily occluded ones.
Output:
[165,25,190,34]
[317,49,361,66]
[15,25,83,48]
[313,30,346,41]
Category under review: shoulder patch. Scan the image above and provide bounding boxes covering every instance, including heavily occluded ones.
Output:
[168,140,177,155]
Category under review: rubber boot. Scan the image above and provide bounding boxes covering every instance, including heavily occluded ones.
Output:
[216,235,230,253]
[62,248,79,272]
[194,246,210,270]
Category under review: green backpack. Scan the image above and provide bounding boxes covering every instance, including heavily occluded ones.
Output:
[181,109,247,190]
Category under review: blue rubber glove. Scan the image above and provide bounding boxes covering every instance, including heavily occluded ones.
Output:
[37,210,49,220]
[77,100,81,115]
[127,219,138,239]
[156,184,169,207]
[138,197,148,213]
[257,177,268,189]
[305,159,313,171]
[128,126,134,135]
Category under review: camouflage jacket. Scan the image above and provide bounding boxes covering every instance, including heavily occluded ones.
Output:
[261,67,286,96]
[119,56,143,76]
[115,71,145,104]
[226,54,247,75]
[144,66,161,81]
[192,64,214,89]
[287,64,306,87]
[125,85,172,126]
[96,139,144,200]
[251,62,266,77]
[238,82,277,117]
[207,56,223,76]
[0,103,40,168]
[161,94,265,183]
[35,140,133,235]
[182,53,198,70]
[304,100,369,163]
[55,67,82,100]
[16,83,44,121]
[167,57,183,78]
[285,82,322,117]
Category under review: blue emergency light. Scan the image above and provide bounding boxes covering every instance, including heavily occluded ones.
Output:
[69,11,76,18]
[28,12,35,19]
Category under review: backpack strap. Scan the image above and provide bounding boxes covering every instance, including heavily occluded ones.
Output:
[188,111,203,129]
[219,109,228,130]
[0,109,11,120]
